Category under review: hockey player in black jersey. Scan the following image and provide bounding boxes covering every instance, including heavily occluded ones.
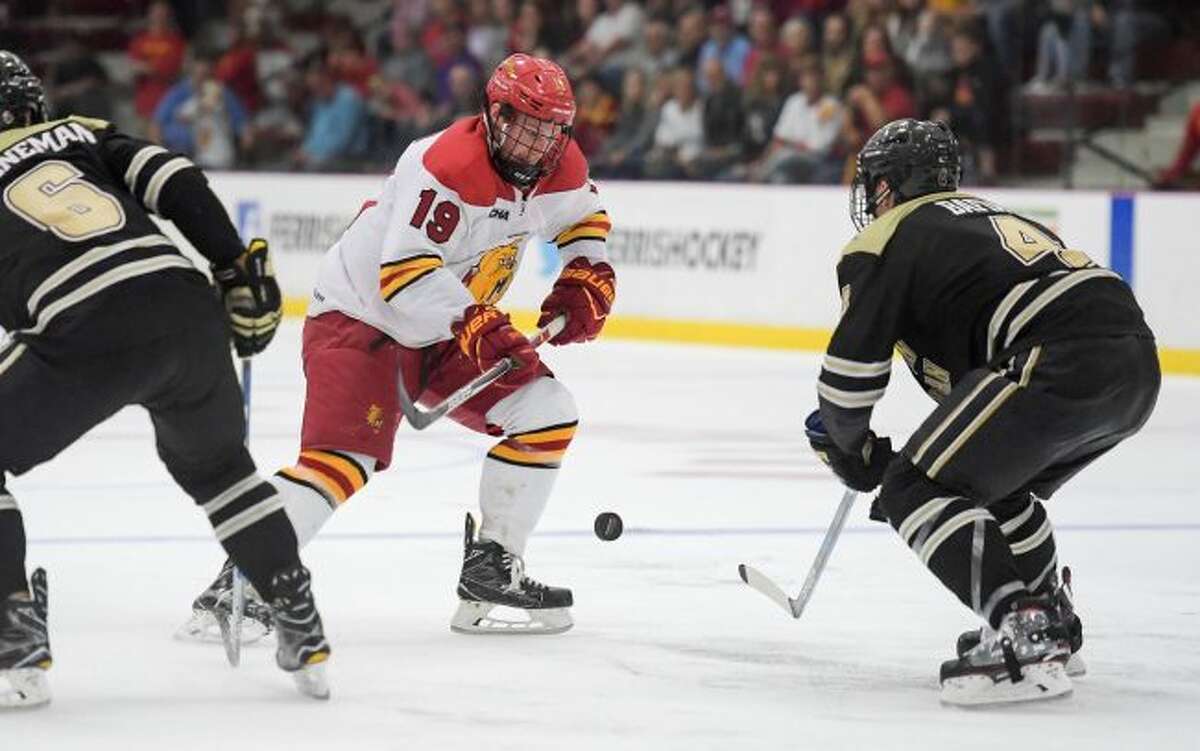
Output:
[0,51,330,706]
[807,119,1159,705]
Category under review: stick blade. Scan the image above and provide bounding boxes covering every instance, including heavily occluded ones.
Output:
[405,411,437,431]
[737,564,800,618]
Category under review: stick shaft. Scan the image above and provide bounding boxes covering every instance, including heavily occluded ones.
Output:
[398,315,566,430]
[224,357,253,667]
[241,358,252,434]
[790,489,856,617]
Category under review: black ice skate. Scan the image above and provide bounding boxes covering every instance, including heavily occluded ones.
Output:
[940,596,1072,706]
[955,567,1085,677]
[175,558,273,645]
[451,513,573,635]
[0,568,51,709]
[269,563,331,700]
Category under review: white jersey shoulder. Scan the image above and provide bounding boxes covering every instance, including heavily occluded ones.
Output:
[308,117,610,348]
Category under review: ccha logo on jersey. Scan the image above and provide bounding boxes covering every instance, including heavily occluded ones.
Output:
[488,207,509,220]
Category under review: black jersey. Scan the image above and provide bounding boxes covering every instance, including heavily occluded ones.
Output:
[0,116,243,342]
[817,191,1153,452]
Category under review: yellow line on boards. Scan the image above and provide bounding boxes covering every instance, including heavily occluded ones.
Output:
[282,297,310,317]
[1158,348,1200,376]
[281,297,1200,376]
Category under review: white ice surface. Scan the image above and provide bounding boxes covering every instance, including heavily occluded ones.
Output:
[5,320,1199,749]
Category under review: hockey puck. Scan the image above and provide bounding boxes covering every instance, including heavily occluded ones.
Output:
[594,512,623,541]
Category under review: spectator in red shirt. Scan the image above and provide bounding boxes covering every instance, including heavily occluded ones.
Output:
[571,75,619,157]
[327,23,379,97]
[849,24,903,89]
[127,1,187,121]
[843,57,916,155]
[742,4,780,83]
[215,11,272,114]
[1157,102,1200,189]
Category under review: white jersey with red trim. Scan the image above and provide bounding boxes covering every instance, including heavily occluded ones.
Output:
[308,116,610,349]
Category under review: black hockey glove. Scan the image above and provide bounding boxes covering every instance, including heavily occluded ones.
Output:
[805,409,895,493]
[212,238,282,357]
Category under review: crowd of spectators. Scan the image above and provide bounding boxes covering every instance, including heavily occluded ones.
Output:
[36,0,1199,185]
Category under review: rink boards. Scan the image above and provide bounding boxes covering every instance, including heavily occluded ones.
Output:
[190,174,1200,374]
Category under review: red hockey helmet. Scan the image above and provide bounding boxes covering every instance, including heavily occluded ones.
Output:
[483,54,576,189]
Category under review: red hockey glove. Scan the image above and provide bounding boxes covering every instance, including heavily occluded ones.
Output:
[537,258,616,345]
[452,304,540,387]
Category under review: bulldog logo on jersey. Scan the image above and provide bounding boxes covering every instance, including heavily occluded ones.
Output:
[366,403,385,432]
[464,239,523,305]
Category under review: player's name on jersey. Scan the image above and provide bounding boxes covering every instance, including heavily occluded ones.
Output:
[0,121,98,178]
[934,196,1005,216]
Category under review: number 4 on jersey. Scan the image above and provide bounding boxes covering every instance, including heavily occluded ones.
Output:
[989,215,1094,270]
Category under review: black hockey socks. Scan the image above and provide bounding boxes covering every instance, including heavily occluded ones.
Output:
[200,472,301,598]
[879,461,1029,629]
[0,483,28,598]
[990,493,1058,595]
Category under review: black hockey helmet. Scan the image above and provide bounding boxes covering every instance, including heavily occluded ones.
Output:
[849,118,961,231]
[0,51,48,131]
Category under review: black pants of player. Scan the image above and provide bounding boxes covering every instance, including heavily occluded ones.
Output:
[877,335,1160,629]
[0,271,297,598]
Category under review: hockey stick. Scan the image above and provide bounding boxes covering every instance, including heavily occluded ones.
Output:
[397,315,566,431]
[738,489,858,618]
[217,358,253,667]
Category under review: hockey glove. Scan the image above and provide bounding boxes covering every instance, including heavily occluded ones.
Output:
[212,238,283,358]
[805,409,895,493]
[452,304,540,387]
[537,258,616,345]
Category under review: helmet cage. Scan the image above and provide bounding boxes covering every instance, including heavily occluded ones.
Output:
[0,52,48,131]
[484,102,572,189]
[849,161,873,233]
[848,119,961,232]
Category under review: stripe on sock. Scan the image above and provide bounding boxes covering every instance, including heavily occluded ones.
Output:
[276,467,339,509]
[487,421,578,469]
[296,449,369,503]
[205,480,278,531]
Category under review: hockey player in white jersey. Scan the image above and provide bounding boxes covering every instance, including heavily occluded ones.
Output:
[181,54,616,637]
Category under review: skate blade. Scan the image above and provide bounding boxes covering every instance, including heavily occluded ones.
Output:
[940,661,1073,707]
[449,600,573,635]
[174,611,270,645]
[0,668,51,709]
[1065,653,1087,677]
[290,659,330,701]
